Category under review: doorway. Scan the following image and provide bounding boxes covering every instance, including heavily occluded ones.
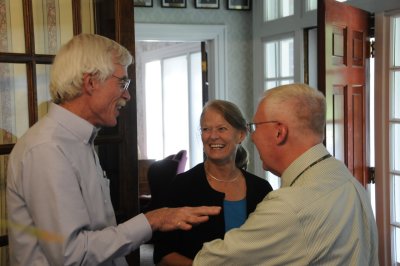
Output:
[135,41,203,168]
[134,23,227,195]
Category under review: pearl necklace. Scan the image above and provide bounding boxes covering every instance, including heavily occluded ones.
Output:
[206,170,241,183]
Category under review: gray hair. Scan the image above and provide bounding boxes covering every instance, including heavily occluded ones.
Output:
[50,34,133,104]
[263,83,326,138]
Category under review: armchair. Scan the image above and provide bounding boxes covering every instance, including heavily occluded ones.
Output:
[146,150,187,211]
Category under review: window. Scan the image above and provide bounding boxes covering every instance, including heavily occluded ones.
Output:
[390,15,400,264]
[264,37,294,90]
[376,11,400,265]
[305,0,317,11]
[264,0,294,21]
[137,42,203,169]
[263,36,294,189]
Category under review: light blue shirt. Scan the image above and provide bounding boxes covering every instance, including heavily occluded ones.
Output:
[194,144,378,265]
[7,103,152,265]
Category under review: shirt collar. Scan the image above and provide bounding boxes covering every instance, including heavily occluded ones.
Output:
[47,102,98,144]
[281,143,330,187]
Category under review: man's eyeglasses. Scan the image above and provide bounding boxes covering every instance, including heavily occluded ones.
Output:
[111,74,131,91]
[246,121,279,134]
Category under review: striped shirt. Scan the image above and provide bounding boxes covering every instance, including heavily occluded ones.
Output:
[194,144,379,265]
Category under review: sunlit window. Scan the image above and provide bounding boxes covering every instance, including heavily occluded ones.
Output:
[390,15,400,265]
[305,0,317,11]
[263,36,294,189]
[144,51,203,168]
[264,0,294,22]
[264,37,294,90]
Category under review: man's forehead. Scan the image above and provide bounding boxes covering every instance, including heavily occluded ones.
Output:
[257,99,269,113]
[253,106,265,120]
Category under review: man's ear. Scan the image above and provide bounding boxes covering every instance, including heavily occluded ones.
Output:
[276,124,288,145]
[83,73,93,95]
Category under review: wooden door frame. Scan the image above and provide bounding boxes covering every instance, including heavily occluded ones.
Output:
[109,0,140,264]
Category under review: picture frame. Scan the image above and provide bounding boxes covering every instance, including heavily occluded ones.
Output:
[134,0,153,7]
[195,0,219,9]
[227,0,251,10]
[161,0,187,8]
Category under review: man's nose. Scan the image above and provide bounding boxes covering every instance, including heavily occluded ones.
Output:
[122,89,131,101]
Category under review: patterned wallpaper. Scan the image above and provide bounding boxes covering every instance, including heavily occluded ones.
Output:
[134,1,257,168]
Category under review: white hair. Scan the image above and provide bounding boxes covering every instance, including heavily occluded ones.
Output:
[263,83,326,138]
[50,34,132,104]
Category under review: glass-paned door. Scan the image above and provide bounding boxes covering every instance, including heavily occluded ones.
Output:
[390,14,400,264]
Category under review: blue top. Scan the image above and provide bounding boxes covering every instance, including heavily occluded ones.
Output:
[224,199,247,232]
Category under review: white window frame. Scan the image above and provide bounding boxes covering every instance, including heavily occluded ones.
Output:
[388,13,400,265]
[135,23,227,100]
[141,43,203,168]
[305,0,317,12]
[263,34,295,90]
[253,0,311,180]
[257,33,295,189]
[375,10,400,265]
[264,0,295,22]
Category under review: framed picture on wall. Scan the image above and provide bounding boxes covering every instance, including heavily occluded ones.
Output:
[227,0,251,10]
[161,0,187,8]
[195,0,219,9]
[134,0,153,7]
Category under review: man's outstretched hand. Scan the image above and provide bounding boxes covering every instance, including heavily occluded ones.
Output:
[145,206,221,232]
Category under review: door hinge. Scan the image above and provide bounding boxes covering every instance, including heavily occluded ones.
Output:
[367,166,375,184]
[369,40,375,58]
